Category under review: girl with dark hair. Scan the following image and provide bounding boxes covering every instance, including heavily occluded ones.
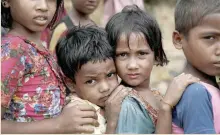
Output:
[1,0,98,133]
[106,5,199,133]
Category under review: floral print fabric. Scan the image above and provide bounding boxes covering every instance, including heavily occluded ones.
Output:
[1,34,66,122]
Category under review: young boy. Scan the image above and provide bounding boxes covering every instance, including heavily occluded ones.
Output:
[56,26,129,134]
[159,0,220,133]
[49,0,100,53]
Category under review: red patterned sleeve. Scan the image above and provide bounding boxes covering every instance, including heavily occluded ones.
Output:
[1,37,26,108]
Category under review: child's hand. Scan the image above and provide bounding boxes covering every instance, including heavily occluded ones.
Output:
[105,85,129,125]
[57,102,99,134]
[163,73,200,109]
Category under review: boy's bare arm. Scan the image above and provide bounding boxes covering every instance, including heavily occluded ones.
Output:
[1,103,98,134]
[155,103,172,133]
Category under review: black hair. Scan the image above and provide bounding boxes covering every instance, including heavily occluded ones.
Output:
[1,0,64,29]
[175,0,220,36]
[56,26,114,83]
[105,5,168,66]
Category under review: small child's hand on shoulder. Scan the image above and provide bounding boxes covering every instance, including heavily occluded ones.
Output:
[105,85,129,126]
[162,73,200,111]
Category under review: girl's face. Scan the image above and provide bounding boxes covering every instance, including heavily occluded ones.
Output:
[5,0,57,32]
[115,32,155,88]
[72,0,100,15]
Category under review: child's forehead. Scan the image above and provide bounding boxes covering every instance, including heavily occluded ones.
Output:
[117,32,146,43]
[79,59,115,74]
[117,32,150,50]
[199,13,220,26]
[191,13,220,34]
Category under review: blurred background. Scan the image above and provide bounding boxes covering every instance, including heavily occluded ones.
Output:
[64,0,186,94]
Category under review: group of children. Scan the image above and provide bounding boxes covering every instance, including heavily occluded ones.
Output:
[1,0,220,134]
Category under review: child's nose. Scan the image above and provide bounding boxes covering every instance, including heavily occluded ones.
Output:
[36,0,49,11]
[99,81,110,93]
[127,57,138,70]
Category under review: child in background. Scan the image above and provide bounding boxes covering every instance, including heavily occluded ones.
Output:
[157,0,220,133]
[102,0,145,27]
[105,5,199,133]
[1,0,98,133]
[49,0,100,53]
[56,26,129,134]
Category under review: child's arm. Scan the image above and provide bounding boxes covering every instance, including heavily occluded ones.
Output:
[105,85,129,134]
[156,73,200,133]
[1,103,98,134]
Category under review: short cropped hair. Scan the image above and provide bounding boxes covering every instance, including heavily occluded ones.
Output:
[1,0,64,29]
[56,26,114,82]
[175,0,220,36]
[105,5,168,66]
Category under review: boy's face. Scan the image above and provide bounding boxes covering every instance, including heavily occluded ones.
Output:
[174,13,220,76]
[72,0,100,15]
[74,59,119,107]
[115,32,154,87]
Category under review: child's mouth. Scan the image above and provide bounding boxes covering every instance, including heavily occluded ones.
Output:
[127,73,139,79]
[33,16,48,26]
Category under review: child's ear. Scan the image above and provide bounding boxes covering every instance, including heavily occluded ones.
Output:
[2,0,10,8]
[68,83,77,93]
[172,30,183,50]
[65,78,77,93]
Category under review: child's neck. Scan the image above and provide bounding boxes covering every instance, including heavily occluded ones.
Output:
[9,23,42,45]
[68,8,92,26]
[122,79,151,92]
[184,62,216,86]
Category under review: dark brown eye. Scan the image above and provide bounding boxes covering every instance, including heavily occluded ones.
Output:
[107,72,115,78]
[85,80,95,84]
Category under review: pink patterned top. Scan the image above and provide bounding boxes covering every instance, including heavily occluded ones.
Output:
[1,34,66,122]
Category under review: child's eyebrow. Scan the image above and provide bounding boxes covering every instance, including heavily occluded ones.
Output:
[136,48,150,51]
[84,74,99,78]
[116,48,129,51]
[84,68,116,78]
[199,28,220,35]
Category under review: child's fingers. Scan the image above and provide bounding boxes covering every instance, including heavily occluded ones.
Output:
[184,75,200,84]
[109,86,129,103]
[81,110,98,120]
[181,75,200,88]
[80,118,99,127]
[77,126,95,134]
[108,88,129,105]
[107,85,124,102]
[116,88,129,101]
